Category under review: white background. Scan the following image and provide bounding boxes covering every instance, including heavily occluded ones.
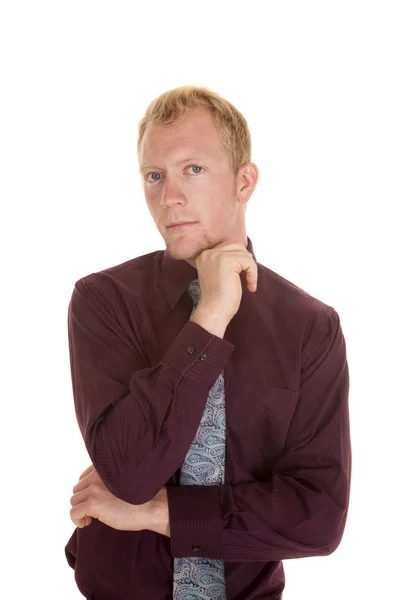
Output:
[1,1,399,598]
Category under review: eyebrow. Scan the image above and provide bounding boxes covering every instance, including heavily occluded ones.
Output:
[139,157,207,173]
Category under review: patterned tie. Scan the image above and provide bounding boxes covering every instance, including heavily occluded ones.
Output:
[172,278,227,600]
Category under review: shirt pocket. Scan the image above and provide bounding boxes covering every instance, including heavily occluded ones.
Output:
[227,377,298,472]
[252,383,298,458]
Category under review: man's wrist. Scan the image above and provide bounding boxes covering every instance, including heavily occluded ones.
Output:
[145,488,171,537]
[190,309,228,339]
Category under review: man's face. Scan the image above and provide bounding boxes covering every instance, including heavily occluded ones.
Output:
[138,107,249,268]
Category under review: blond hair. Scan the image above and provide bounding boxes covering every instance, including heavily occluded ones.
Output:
[137,85,252,178]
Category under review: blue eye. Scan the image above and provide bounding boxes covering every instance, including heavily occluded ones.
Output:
[148,172,161,182]
[146,165,204,182]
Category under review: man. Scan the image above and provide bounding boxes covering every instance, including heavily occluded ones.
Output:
[66,85,351,600]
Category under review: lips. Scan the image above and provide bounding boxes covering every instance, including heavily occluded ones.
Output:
[167,222,197,231]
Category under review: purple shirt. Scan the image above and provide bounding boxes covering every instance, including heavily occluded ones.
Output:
[65,235,351,599]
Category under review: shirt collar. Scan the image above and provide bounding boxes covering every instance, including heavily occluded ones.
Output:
[161,235,257,310]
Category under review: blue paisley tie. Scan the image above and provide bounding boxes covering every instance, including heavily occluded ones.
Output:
[172,278,227,600]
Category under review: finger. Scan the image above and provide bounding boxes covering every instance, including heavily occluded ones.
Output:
[73,477,88,494]
[69,493,94,528]
[70,499,96,528]
[73,468,97,493]
[70,504,88,528]
[79,465,95,481]
[71,513,88,528]
[70,488,90,507]
[246,262,258,291]
[73,517,87,528]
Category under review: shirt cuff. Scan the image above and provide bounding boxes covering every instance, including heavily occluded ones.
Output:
[161,319,235,388]
[166,485,224,559]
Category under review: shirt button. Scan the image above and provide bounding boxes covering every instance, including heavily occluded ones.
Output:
[200,353,207,361]
[192,546,201,552]
[187,346,195,354]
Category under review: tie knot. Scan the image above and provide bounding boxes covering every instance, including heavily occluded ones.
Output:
[187,278,201,307]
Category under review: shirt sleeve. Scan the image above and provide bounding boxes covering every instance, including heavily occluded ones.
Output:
[67,274,235,505]
[167,306,351,560]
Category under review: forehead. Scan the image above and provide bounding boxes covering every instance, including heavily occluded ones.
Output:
[139,108,224,164]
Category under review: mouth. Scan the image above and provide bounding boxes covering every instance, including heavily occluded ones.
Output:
[167,222,198,232]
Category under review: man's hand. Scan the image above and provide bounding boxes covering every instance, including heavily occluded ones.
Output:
[70,465,149,531]
[194,241,258,323]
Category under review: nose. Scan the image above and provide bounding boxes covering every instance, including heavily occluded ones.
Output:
[160,177,186,208]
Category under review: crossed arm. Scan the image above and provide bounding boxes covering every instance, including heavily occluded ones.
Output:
[70,464,170,536]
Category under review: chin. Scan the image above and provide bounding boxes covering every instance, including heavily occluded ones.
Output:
[165,236,204,262]
[166,245,194,261]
